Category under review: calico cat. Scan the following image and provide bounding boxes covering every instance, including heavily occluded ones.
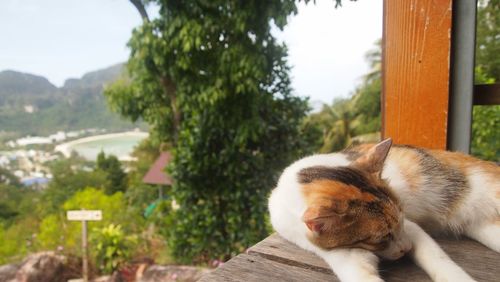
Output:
[268,139,499,282]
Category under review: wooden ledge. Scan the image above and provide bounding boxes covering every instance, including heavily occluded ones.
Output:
[199,233,500,281]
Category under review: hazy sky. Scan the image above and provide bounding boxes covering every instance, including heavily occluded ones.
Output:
[0,0,382,104]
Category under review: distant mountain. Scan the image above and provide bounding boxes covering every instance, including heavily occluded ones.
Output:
[0,70,57,95]
[0,71,60,110]
[0,63,145,138]
[63,63,124,89]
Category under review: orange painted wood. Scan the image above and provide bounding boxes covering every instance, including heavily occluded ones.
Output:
[382,0,453,150]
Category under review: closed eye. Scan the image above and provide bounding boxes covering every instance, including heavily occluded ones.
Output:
[382,233,394,241]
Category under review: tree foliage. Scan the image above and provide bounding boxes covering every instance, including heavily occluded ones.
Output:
[104,0,320,262]
[40,158,108,215]
[476,0,499,81]
[124,138,162,210]
[472,0,499,162]
[37,188,143,256]
[96,152,128,194]
[0,167,21,187]
[304,40,382,153]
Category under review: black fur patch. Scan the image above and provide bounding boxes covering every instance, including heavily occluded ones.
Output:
[297,166,391,201]
[349,199,384,216]
[342,146,363,161]
[396,145,470,211]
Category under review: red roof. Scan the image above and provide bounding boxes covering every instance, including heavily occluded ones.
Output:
[142,152,173,185]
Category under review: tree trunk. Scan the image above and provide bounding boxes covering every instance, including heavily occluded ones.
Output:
[160,77,180,144]
[129,0,181,144]
[129,0,150,22]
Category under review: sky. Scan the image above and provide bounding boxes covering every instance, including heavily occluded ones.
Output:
[0,0,382,104]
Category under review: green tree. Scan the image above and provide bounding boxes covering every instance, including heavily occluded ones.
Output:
[104,0,333,262]
[472,0,499,161]
[476,0,499,81]
[304,99,357,153]
[0,216,39,264]
[352,40,382,136]
[0,184,42,262]
[96,152,128,194]
[0,184,37,225]
[124,138,162,211]
[106,0,351,145]
[304,40,382,153]
[41,158,108,215]
[0,167,21,187]
[0,185,20,223]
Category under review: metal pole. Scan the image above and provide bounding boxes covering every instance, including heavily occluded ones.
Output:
[82,220,88,282]
[448,0,477,153]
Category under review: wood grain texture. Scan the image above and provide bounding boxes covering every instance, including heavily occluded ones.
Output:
[382,0,452,149]
[198,253,336,282]
[201,233,500,281]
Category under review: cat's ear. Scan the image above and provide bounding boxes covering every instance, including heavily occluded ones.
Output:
[353,138,392,176]
[302,202,348,236]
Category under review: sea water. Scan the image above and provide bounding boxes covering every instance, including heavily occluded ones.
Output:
[67,134,147,161]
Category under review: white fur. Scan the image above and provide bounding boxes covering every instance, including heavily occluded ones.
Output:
[268,151,499,282]
[456,169,499,230]
[404,220,475,282]
[462,169,500,252]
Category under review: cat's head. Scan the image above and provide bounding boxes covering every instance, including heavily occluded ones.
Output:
[299,139,412,260]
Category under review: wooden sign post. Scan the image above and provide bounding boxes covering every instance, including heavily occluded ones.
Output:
[67,210,102,282]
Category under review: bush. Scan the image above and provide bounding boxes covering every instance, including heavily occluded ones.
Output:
[36,187,143,256]
[93,224,137,274]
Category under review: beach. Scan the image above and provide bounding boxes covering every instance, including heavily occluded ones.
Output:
[54,131,149,160]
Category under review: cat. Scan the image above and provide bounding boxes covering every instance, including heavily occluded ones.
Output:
[268,138,499,282]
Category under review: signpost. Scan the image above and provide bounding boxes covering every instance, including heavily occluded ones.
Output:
[67,210,102,282]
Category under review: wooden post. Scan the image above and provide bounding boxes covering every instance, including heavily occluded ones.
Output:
[67,210,102,282]
[382,0,453,149]
[82,221,89,282]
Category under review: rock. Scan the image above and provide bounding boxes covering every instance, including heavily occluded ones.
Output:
[138,265,211,282]
[0,263,19,282]
[15,251,81,282]
[91,275,112,282]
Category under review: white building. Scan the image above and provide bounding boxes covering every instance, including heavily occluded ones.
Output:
[16,136,52,146]
[49,131,67,142]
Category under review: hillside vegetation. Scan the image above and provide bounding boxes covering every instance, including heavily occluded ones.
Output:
[0,64,144,139]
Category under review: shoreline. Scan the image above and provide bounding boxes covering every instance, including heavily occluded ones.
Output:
[54,131,149,158]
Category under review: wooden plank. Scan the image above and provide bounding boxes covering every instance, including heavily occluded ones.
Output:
[382,0,453,149]
[379,237,500,282]
[198,253,336,282]
[474,84,500,105]
[243,234,500,282]
[247,233,330,273]
[436,237,500,282]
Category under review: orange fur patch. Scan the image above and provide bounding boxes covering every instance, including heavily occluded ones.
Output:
[429,150,499,177]
[387,147,423,191]
[302,179,376,205]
